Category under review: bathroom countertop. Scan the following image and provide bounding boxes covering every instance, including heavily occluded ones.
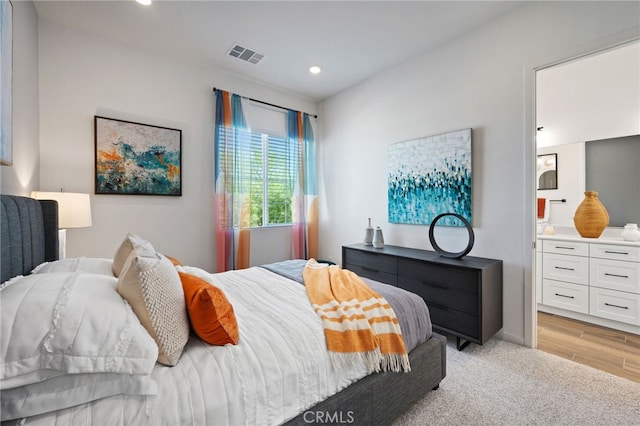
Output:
[537,233,640,247]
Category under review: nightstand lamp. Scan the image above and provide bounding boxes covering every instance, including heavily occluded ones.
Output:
[31,191,92,258]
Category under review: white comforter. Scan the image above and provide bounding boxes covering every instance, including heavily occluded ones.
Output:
[14,266,369,426]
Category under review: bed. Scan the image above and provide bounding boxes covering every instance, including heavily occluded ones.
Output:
[0,194,446,425]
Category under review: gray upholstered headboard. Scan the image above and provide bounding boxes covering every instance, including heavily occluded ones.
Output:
[1,195,59,283]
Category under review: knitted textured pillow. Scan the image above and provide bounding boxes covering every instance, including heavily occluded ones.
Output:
[117,247,190,366]
[112,233,155,277]
[179,272,239,346]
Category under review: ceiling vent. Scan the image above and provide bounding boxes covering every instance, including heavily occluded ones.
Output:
[228,44,264,65]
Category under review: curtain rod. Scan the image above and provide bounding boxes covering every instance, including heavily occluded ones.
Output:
[213,87,318,119]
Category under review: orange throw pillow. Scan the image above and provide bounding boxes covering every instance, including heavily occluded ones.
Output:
[178,272,239,346]
[165,255,182,266]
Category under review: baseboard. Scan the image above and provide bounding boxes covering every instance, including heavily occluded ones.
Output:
[500,330,525,346]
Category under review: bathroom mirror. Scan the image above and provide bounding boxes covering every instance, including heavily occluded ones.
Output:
[536,135,640,227]
[537,153,557,190]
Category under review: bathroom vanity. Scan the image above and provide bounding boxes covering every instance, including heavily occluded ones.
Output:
[537,234,640,335]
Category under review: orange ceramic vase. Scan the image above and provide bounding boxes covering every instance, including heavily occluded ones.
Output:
[573,191,609,238]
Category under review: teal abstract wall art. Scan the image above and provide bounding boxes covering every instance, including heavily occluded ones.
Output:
[95,116,182,196]
[388,128,472,226]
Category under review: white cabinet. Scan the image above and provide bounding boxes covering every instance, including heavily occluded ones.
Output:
[590,258,640,294]
[544,240,590,257]
[589,287,640,325]
[590,244,640,262]
[589,242,640,326]
[542,240,589,314]
[543,279,589,313]
[543,252,589,285]
[538,236,640,333]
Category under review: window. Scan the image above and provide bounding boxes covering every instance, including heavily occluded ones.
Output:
[216,128,295,228]
[248,132,295,227]
[215,101,299,228]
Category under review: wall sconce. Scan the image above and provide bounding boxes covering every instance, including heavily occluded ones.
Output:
[31,191,92,258]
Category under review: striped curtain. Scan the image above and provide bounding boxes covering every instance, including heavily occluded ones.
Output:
[287,111,318,259]
[214,90,252,271]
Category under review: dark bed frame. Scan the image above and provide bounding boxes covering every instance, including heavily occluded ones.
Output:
[0,194,446,425]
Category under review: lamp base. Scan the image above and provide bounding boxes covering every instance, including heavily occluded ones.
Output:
[58,229,67,259]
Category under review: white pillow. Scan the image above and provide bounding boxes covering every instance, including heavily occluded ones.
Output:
[32,257,114,276]
[117,247,189,366]
[0,371,157,421]
[0,272,158,389]
[112,233,155,277]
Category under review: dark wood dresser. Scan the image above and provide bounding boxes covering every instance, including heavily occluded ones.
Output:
[342,243,503,350]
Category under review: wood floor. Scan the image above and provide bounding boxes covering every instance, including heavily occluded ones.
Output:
[537,311,640,383]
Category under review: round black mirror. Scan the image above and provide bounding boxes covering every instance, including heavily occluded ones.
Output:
[428,213,474,259]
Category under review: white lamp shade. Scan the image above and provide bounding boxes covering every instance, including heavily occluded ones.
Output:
[31,192,92,228]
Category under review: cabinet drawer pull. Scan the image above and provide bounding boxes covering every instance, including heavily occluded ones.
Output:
[604,250,629,255]
[604,302,629,310]
[360,266,380,274]
[604,272,630,279]
[555,293,574,299]
[554,266,575,271]
[422,281,448,290]
[554,246,575,250]
[427,302,449,311]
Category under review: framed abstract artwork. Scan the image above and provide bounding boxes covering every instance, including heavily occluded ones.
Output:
[388,128,472,226]
[1,0,12,165]
[94,116,182,196]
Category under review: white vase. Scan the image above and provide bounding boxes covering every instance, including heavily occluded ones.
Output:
[364,218,374,246]
[620,223,640,242]
[372,227,384,248]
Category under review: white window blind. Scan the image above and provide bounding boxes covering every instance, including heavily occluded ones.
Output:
[248,132,296,227]
[217,126,296,228]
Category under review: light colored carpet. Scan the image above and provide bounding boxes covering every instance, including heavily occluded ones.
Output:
[395,336,640,426]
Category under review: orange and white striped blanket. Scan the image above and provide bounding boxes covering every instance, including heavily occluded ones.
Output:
[302,259,410,373]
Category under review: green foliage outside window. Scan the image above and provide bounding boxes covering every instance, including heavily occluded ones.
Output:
[248,133,293,227]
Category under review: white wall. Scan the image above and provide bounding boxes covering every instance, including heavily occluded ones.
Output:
[0,1,39,195]
[536,41,640,148]
[38,19,317,270]
[318,1,640,344]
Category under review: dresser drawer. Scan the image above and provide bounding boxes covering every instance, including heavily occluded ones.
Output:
[542,253,589,285]
[397,259,479,294]
[346,264,397,286]
[398,275,479,316]
[543,240,589,256]
[343,248,397,285]
[427,303,479,341]
[590,258,640,294]
[542,279,589,314]
[589,287,640,326]
[343,249,397,273]
[590,244,640,262]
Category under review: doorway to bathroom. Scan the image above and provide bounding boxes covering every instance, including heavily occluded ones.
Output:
[532,40,640,382]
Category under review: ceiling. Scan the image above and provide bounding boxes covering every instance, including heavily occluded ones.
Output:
[33,0,523,101]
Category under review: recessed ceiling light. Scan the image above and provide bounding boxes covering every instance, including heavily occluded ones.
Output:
[136,0,152,5]
[309,66,322,74]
